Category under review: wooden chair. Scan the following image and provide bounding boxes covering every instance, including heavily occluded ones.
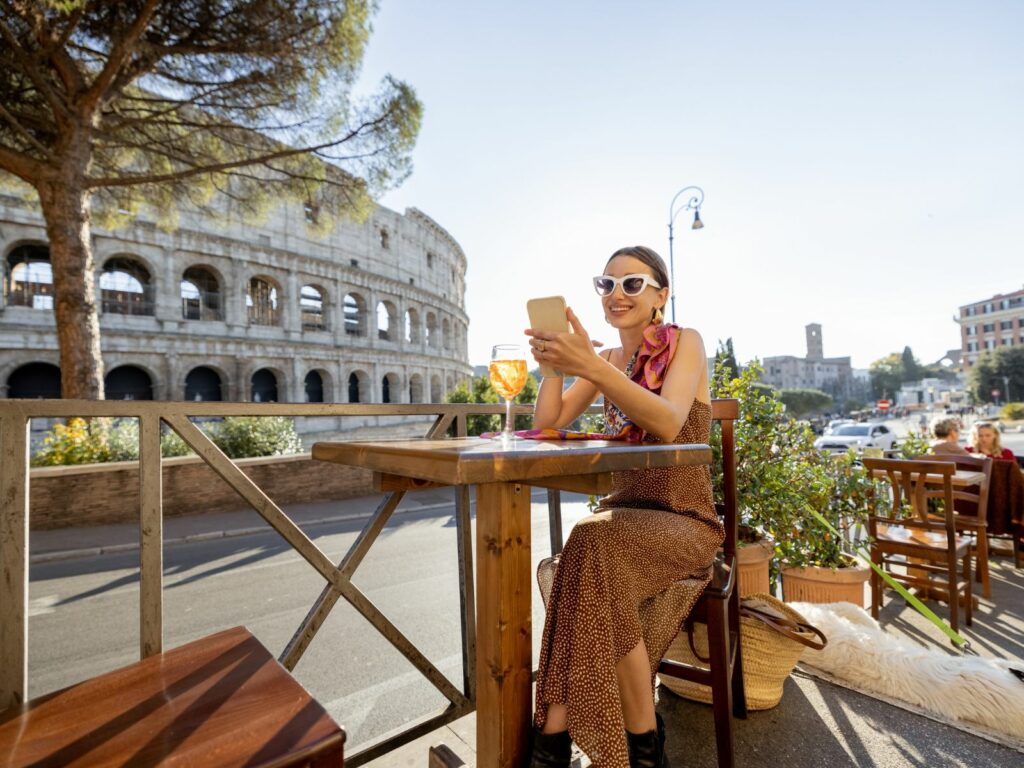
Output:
[915,453,993,598]
[862,458,973,632]
[656,398,747,768]
[0,627,345,767]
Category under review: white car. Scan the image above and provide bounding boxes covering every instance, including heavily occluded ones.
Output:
[824,419,854,435]
[814,423,897,454]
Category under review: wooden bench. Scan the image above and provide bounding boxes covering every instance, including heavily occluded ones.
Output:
[0,626,345,767]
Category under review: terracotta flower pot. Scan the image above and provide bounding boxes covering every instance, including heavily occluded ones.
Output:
[781,561,869,607]
[737,537,774,597]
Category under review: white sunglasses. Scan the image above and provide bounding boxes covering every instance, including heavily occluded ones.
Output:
[593,273,662,297]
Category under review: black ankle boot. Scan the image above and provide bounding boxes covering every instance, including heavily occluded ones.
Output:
[530,728,571,768]
[626,719,671,768]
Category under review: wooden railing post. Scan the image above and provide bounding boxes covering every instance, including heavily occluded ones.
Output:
[0,413,29,709]
[139,414,163,658]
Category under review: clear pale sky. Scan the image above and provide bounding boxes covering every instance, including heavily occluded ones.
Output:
[354,1,1024,369]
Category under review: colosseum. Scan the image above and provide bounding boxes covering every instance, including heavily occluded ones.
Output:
[0,191,473,438]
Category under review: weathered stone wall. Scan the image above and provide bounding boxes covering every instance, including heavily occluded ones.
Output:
[28,454,373,530]
[0,194,473,409]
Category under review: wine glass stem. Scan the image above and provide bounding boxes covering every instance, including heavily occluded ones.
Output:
[504,397,513,437]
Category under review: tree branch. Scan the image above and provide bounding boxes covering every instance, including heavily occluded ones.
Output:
[0,144,45,184]
[81,0,162,116]
[0,101,53,158]
[0,16,70,119]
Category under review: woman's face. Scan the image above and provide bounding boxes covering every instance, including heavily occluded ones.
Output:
[600,255,669,330]
[977,426,996,451]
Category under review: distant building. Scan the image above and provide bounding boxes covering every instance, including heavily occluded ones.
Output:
[956,286,1024,368]
[896,377,968,409]
[762,323,857,401]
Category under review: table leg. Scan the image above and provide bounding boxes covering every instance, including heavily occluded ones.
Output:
[475,482,532,767]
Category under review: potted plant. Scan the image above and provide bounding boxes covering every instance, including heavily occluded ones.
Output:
[775,450,882,606]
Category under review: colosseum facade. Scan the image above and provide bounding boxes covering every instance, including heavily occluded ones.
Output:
[0,192,473,439]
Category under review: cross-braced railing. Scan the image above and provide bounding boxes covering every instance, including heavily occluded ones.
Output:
[0,400,552,765]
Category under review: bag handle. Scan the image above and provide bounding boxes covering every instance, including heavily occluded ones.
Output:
[740,602,828,651]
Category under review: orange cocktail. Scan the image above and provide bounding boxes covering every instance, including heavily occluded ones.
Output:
[490,345,528,441]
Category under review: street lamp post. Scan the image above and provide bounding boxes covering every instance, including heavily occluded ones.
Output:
[667,185,705,323]
[1002,375,1011,403]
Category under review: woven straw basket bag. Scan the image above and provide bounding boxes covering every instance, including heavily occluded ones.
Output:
[661,593,827,710]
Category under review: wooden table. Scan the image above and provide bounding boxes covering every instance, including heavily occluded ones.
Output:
[0,627,345,767]
[312,436,712,767]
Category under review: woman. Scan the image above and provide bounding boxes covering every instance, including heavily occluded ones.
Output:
[525,246,722,768]
[967,421,1016,460]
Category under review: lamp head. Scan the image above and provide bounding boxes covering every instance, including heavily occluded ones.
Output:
[691,209,704,230]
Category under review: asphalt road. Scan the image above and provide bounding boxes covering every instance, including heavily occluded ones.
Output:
[28,492,592,752]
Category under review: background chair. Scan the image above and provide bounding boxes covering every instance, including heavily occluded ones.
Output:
[863,457,973,633]
[915,453,993,598]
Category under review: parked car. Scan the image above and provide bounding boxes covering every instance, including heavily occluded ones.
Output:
[814,423,897,454]
[824,419,854,435]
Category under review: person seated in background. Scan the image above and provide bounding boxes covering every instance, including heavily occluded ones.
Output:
[967,421,1016,460]
[930,418,969,456]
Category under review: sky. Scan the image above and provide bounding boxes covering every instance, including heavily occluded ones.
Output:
[352,1,1024,369]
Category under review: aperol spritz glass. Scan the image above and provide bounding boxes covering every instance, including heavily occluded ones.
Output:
[489,344,528,441]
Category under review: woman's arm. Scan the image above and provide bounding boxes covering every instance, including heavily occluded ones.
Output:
[589,329,708,442]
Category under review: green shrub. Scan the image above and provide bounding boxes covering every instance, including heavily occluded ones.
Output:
[31,416,303,465]
[1000,402,1024,421]
[210,416,303,458]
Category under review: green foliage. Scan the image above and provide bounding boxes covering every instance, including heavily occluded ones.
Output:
[31,417,302,466]
[868,353,904,401]
[968,347,1024,404]
[514,374,539,430]
[210,417,304,459]
[779,388,833,418]
[714,338,739,380]
[711,360,885,581]
[900,346,920,382]
[896,430,931,459]
[1000,402,1024,421]
[445,378,501,436]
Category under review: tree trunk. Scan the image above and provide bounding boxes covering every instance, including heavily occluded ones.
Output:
[36,171,105,400]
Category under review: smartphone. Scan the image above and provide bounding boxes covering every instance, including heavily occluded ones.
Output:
[527,295,569,377]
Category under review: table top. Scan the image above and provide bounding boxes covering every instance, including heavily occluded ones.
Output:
[0,626,344,768]
[312,436,712,485]
[870,468,987,487]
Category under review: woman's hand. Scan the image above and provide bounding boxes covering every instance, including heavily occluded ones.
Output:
[525,307,603,379]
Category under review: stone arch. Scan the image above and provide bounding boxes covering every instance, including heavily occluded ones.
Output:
[347,369,370,403]
[405,307,420,343]
[408,373,424,403]
[247,275,281,326]
[426,311,438,349]
[100,255,154,316]
[301,284,328,331]
[250,367,281,402]
[376,299,398,341]
[381,371,400,404]
[430,374,441,403]
[181,264,223,321]
[104,365,154,400]
[343,292,367,336]
[442,317,452,351]
[184,366,224,401]
[446,374,454,396]
[7,362,61,398]
[304,369,328,403]
[5,242,52,309]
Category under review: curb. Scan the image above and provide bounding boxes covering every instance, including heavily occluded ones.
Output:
[30,490,552,565]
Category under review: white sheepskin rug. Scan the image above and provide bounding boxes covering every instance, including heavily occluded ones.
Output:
[791,601,1024,751]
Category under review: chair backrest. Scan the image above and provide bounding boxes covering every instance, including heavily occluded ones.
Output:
[862,457,957,537]
[913,452,992,520]
[711,398,739,560]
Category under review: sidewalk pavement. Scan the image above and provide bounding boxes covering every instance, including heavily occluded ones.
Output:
[29,488,463,563]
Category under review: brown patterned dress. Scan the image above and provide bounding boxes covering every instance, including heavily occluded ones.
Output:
[534,344,724,767]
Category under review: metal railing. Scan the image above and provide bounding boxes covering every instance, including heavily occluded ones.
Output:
[0,399,550,765]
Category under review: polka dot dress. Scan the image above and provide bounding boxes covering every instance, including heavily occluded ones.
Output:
[534,399,724,767]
